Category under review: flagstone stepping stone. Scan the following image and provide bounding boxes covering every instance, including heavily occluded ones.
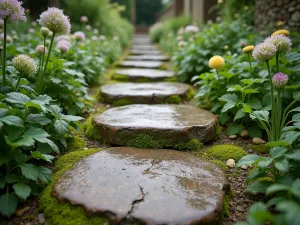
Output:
[132,38,151,45]
[53,147,229,224]
[99,82,192,104]
[93,105,218,147]
[113,68,175,82]
[118,60,163,69]
[126,55,169,61]
[130,49,162,55]
[132,45,158,51]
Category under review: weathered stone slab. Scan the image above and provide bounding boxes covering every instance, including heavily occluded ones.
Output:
[53,147,229,224]
[118,60,163,69]
[132,45,158,51]
[130,49,162,55]
[132,37,151,45]
[126,55,169,61]
[93,105,218,145]
[114,68,175,82]
[100,82,192,104]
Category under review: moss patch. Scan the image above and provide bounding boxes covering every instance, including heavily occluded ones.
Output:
[112,98,132,106]
[205,144,247,162]
[210,159,228,172]
[164,76,178,82]
[215,124,221,140]
[250,144,270,154]
[39,148,107,225]
[112,74,129,82]
[186,87,196,101]
[83,115,102,141]
[125,134,202,151]
[166,95,182,104]
[66,136,87,152]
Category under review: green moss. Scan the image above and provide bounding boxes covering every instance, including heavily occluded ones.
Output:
[222,194,230,218]
[164,76,178,82]
[112,98,132,106]
[215,123,221,140]
[186,87,196,101]
[39,148,107,225]
[96,89,104,102]
[83,115,102,141]
[210,159,228,172]
[125,134,202,151]
[112,74,129,81]
[250,144,270,154]
[66,136,87,152]
[206,144,247,162]
[136,78,151,82]
[166,95,182,104]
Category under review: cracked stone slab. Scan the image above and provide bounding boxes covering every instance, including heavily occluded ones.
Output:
[100,82,192,104]
[53,147,229,224]
[118,60,164,69]
[114,69,175,81]
[130,49,162,55]
[93,104,218,144]
[126,55,169,61]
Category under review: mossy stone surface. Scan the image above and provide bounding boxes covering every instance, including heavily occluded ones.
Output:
[250,144,270,153]
[39,148,106,225]
[83,115,102,141]
[66,136,87,152]
[206,144,247,162]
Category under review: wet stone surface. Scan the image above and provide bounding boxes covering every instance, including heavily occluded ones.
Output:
[53,147,229,224]
[114,68,175,81]
[100,82,192,104]
[118,60,164,69]
[93,104,218,144]
[132,45,158,51]
[130,49,162,55]
[126,55,169,61]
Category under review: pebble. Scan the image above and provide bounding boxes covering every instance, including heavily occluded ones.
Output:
[253,137,266,144]
[241,165,248,170]
[16,206,30,216]
[229,134,237,139]
[226,159,236,168]
[38,213,46,224]
[240,130,249,138]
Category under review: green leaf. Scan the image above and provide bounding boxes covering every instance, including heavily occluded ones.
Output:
[0,108,8,117]
[0,193,18,217]
[48,105,62,117]
[219,93,238,103]
[26,114,51,125]
[247,99,262,110]
[242,103,252,113]
[0,116,24,127]
[0,178,5,189]
[266,141,290,147]
[54,119,69,136]
[219,113,229,125]
[23,128,50,143]
[13,183,31,200]
[291,179,300,198]
[19,164,40,181]
[237,154,261,167]
[266,183,289,195]
[281,131,300,145]
[4,92,30,105]
[286,149,300,161]
[31,151,54,163]
[38,166,52,183]
[247,181,273,194]
[258,157,273,169]
[270,147,288,159]
[25,101,42,110]
[234,109,246,121]
[250,110,269,123]
[276,200,300,225]
[275,159,289,172]
[248,126,262,138]
[227,123,245,135]
[5,174,19,183]
[221,102,236,113]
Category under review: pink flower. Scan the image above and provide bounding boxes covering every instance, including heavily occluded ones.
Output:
[252,42,277,62]
[80,16,88,23]
[0,0,26,22]
[57,42,69,53]
[74,31,85,41]
[272,72,288,89]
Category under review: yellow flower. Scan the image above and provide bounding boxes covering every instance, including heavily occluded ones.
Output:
[208,56,225,69]
[242,45,254,53]
[272,29,289,36]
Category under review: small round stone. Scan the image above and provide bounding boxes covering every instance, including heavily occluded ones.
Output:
[99,82,192,104]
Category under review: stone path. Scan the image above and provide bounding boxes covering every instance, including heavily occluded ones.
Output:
[53,34,227,224]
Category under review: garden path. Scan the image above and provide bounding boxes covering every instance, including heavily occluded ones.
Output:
[54,34,228,224]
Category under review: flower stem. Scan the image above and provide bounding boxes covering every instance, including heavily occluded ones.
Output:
[266,61,276,141]
[15,74,22,91]
[216,69,221,86]
[275,53,279,73]
[276,89,282,140]
[247,53,252,73]
[2,19,7,86]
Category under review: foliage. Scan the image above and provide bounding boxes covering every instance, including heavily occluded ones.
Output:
[136,0,164,25]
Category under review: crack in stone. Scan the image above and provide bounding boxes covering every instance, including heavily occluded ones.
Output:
[120,184,145,224]
[143,159,156,174]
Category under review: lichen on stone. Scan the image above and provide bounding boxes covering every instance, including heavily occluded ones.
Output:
[39,148,107,225]
[205,144,247,161]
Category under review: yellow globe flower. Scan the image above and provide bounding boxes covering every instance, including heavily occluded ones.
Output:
[242,45,254,53]
[208,56,225,69]
[272,29,289,36]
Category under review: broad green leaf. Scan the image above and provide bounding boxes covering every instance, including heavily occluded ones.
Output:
[54,119,69,136]
[237,154,260,167]
[247,99,262,110]
[13,183,31,200]
[23,128,50,143]
[38,166,52,183]
[0,116,23,127]
[247,181,273,194]
[31,151,54,163]
[219,93,238,103]
[26,114,51,125]
[291,179,300,198]
[270,147,288,159]
[0,178,5,189]
[248,126,262,138]
[219,113,229,125]
[36,143,53,154]
[5,174,18,183]
[266,183,289,195]
[234,109,245,121]
[258,157,273,169]
[19,164,40,181]
[0,193,18,217]
[48,105,62,117]
[243,89,260,95]
[25,101,42,110]
[275,159,289,172]
[281,131,300,145]
[221,102,235,113]
[286,150,300,161]
[242,104,252,113]
[250,110,270,123]
[227,123,245,135]
[4,92,30,105]
[0,108,8,117]
[276,200,300,225]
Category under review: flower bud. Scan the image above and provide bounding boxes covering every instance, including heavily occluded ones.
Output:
[242,45,254,53]
[41,27,50,37]
[272,72,288,89]
[208,56,225,69]
[36,45,48,55]
[272,29,289,36]
[12,54,38,76]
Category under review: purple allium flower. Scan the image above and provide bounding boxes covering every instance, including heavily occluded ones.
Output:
[56,35,70,42]
[38,7,70,35]
[12,54,37,75]
[74,31,85,41]
[57,42,69,53]
[57,39,70,47]
[252,42,277,62]
[264,34,292,54]
[272,72,288,89]
[0,0,26,22]
[184,25,199,33]
[36,45,47,55]
[80,16,88,23]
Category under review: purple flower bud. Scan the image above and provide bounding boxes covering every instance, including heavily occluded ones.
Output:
[272,72,288,89]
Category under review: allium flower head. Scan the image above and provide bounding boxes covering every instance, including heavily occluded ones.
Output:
[252,42,277,62]
[91,35,98,41]
[242,45,254,53]
[0,0,26,22]
[93,29,99,34]
[178,41,186,47]
[265,34,291,54]
[99,35,106,41]
[272,29,289,36]
[272,72,288,89]
[38,7,70,35]
[36,45,47,55]
[80,16,88,23]
[184,25,199,33]
[57,39,70,47]
[40,27,49,37]
[57,42,69,53]
[208,55,225,69]
[85,24,91,30]
[74,31,85,41]
[12,54,37,75]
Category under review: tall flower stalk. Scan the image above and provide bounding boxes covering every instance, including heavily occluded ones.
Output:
[2,19,7,85]
[242,45,254,73]
[208,55,225,86]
